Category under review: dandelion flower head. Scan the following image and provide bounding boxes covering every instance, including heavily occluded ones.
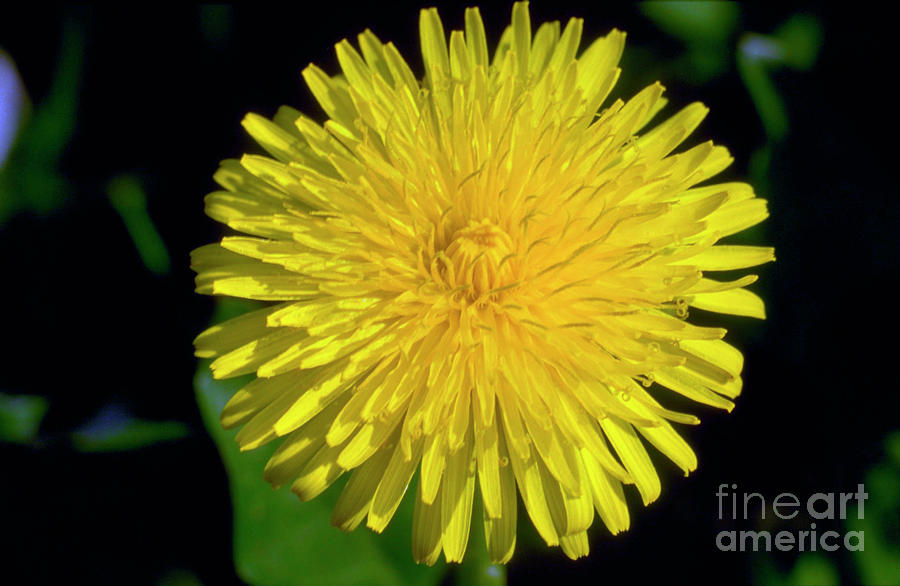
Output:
[192,2,773,564]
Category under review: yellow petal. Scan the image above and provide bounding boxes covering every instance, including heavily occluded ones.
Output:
[335,39,374,102]
[539,454,593,537]
[679,338,744,380]
[475,406,502,518]
[264,395,346,488]
[464,7,489,69]
[336,410,403,469]
[576,28,625,109]
[559,531,589,560]
[291,442,345,500]
[412,481,444,565]
[529,21,559,76]
[301,64,357,130]
[690,287,767,319]
[332,442,394,531]
[681,245,775,271]
[599,417,660,505]
[703,198,770,238]
[440,424,476,562]
[653,366,736,411]
[194,302,283,359]
[419,8,450,86]
[242,112,309,164]
[420,429,447,505]
[511,1,531,78]
[272,358,372,436]
[581,448,630,534]
[483,430,517,563]
[637,102,709,160]
[368,438,423,533]
[222,369,309,429]
[210,327,306,379]
[505,437,559,546]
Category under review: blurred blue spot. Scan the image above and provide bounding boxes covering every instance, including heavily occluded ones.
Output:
[72,404,188,452]
[0,391,48,444]
[741,35,784,62]
[0,51,26,168]
[75,404,132,436]
[0,21,83,222]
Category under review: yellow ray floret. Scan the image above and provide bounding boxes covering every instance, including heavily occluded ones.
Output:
[193,1,773,564]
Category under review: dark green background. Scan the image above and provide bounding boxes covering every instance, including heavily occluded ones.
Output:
[1,3,897,585]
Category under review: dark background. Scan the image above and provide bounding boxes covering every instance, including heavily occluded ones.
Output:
[1,3,897,585]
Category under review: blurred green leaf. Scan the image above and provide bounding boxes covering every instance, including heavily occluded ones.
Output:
[737,45,789,142]
[640,1,739,84]
[748,145,773,199]
[640,1,740,45]
[847,431,900,585]
[683,45,729,81]
[885,431,900,468]
[194,299,449,586]
[107,174,172,275]
[785,555,840,586]
[0,392,48,444]
[71,405,188,452]
[773,15,823,71]
[752,549,840,586]
[737,14,822,144]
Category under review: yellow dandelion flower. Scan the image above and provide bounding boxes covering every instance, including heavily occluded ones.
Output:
[192,2,773,564]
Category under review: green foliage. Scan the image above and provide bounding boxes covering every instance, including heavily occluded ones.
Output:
[0,392,48,444]
[734,12,822,196]
[107,174,172,275]
[786,555,840,586]
[737,47,788,142]
[773,15,823,71]
[847,431,900,585]
[70,407,188,452]
[194,299,449,586]
[737,13,823,143]
[640,1,740,84]
[752,541,841,585]
[753,431,900,586]
[640,2,740,46]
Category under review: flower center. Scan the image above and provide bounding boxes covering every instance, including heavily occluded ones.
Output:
[443,219,517,300]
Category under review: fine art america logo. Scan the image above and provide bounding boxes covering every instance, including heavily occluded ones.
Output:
[715,484,867,552]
